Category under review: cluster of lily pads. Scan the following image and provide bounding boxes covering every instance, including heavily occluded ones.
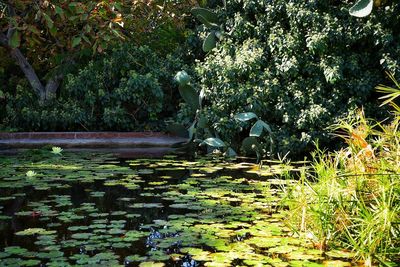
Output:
[0,151,356,266]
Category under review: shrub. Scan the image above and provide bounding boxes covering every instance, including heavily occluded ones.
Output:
[181,0,400,156]
[1,45,185,131]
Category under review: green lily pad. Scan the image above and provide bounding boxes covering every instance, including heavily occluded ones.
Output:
[139,261,165,267]
[16,228,56,236]
[4,246,28,255]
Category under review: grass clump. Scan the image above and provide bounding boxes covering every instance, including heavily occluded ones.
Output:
[284,75,400,266]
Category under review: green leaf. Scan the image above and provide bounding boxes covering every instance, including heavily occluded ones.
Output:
[72,36,81,48]
[224,147,237,158]
[202,137,225,147]
[241,137,261,155]
[178,84,199,111]
[191,7,219,24]
[55,5,64,15]
[259,120,272,133]
[174,70,190,85]
[9,30,20,48]
[196,15,220,29]
[42,13,54,29]
[188,121,196,140]
[349,0,373,18]
[203,31,217,52]
[234,112,258,122]
[250,120,264,137]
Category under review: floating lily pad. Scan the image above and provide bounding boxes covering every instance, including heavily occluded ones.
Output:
[129,203,163,208]
[325,250,356,259]
[16,228,56,236]
[139,261,165,267]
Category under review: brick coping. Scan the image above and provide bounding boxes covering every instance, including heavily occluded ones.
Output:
[0,132,188,149]
[0,132,171,139]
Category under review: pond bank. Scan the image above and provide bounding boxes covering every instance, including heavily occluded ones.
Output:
[0,132,188,157]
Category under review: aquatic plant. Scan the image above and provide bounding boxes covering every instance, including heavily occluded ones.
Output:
[0,149,360,266]
[51,146,63,155]
[25,170,37,178]
[284,74,400,266]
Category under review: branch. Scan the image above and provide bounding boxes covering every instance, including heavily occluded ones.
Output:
[6,1,15,40]
[45,74,63,100]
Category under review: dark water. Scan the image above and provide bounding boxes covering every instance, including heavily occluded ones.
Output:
[0,151,354,267]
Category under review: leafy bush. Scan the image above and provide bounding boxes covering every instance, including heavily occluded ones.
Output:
[1,45,185,131]
[181,0,400,156]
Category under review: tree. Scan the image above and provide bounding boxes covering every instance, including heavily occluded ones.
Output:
[0,0,125,104]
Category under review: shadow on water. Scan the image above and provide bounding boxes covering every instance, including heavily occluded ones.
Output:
[0,151,356,266]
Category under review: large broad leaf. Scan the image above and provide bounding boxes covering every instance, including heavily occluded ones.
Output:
[178,84,199,111]
[188,121,197,140]
[259,120,272,134]
[349,0,373,18]
[224,147,237,158]
[201,137,226,147]
[241,137,261,156]
[250,120,264,137]
[250,120,272,137]
[203,31,217,52]
[166,124,188,138]
[196,15,220,29]
[191,7,219,24]
[174,70,190,86]
[234,112,258,122]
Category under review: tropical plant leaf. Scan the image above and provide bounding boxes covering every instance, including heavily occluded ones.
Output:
[234,112,258,122]
[224,147,237,157]
[174,70,190,86]
[241,136,261,156]
[259,120,272,134]
[349,0,373,18]
[202,137,226,147]
[203,31,217,52]
[250,120,264,137]
[195,15,220,29]
[191,7,219,24]
[188,121,196,140]
[178,84,199,111]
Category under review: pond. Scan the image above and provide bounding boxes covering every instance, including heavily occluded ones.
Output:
[0,150,355,267]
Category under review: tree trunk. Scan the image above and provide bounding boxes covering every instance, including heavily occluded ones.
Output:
[9,47,46,102]
[1,31,62,105]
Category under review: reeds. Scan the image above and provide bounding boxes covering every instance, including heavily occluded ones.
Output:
[283,74,400,266]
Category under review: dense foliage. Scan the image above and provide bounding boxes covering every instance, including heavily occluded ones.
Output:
[0,0,127,102]
[0,45,185,131]
[180,0,400,156]
[0,0,199,131]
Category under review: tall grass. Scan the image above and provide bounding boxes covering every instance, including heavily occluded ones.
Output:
[283,74,400,266]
